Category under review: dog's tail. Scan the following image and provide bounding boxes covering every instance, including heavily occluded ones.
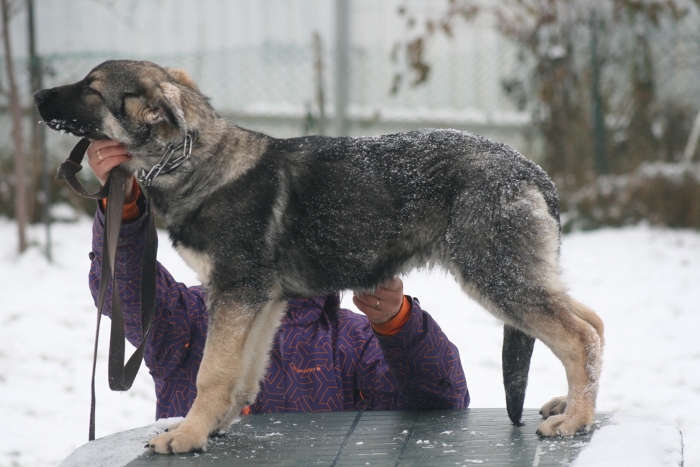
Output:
[502,324,536,426]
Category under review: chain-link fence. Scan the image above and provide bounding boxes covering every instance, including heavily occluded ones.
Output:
[0,0,532,161]
[3,0,700,227]
[0,5,533,222]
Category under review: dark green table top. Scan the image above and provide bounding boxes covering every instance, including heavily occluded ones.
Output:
[126,409,610,466]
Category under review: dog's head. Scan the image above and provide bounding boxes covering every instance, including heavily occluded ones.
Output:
[34,60,212,155]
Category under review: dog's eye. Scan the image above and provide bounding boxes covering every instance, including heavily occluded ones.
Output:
[84,85,102,98]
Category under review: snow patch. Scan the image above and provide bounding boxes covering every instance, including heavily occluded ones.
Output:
[1,219,699,466]
[59,423,163,467]
[573,408,683,467]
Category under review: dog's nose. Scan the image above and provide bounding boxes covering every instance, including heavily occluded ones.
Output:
[34,88,56,105]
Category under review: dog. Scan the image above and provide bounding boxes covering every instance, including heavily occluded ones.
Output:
[35,60,604,453]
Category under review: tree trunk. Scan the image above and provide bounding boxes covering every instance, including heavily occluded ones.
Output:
[1,0,28,252]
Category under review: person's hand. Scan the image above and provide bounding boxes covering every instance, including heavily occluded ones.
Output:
[353,277,405,324]
[87,140,135,201]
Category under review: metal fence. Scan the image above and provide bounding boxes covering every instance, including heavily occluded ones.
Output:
[7,44,527,142]
[0,0,535,170]
[3,0,699,175]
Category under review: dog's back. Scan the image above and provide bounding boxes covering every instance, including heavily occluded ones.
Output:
[244,129,560,299]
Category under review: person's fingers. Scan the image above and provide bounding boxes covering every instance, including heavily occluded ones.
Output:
[354,292,382,310]
[380,276,403,293]
[88,140,125,160]
[372,277,404,310]
[353,294,391,324]
[87,140,130,185]
[374,278,403,299]
[90,143,130,165]
[353,277,404,324]
[355,278,404,308]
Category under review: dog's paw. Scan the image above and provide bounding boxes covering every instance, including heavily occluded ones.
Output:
[147,424,208,454]
[214,415,240,433]
[165,420,183,432]
[536,413,590,437]
[539,396,567,419]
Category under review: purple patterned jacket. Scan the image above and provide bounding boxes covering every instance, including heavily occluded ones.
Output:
[89,204,469,420]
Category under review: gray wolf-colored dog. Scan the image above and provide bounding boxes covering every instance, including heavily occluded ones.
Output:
[35,60,604,454]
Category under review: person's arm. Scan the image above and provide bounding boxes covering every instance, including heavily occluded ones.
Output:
[374,297,469,409]
[89,199,206,367]
[353,279,469,410]
[86,140,208,384]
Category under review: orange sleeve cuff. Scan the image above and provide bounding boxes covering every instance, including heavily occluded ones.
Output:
[371,296,412,336]
[100,178,141,221]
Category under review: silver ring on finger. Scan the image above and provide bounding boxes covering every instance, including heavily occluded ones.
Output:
[97,149,103,161]
[375,299,380,309]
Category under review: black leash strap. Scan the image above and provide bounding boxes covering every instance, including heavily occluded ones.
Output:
[56,138,157,441]
[56,138,110,199]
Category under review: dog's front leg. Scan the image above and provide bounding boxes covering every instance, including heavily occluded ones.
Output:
[148,298,285,454]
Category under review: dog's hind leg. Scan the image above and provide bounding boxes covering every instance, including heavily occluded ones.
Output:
[460,280,603,437]
[148,298,286,454]
[533,296,604,436]
[447,184,603,436]
[538,296,605,424]
[525,296,603,436]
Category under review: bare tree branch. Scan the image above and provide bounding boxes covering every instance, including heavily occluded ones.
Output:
[1,0,28,252]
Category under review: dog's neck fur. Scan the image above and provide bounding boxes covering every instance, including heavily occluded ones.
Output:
[139,120,270,230]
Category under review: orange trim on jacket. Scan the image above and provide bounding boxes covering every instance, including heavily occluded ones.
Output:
[371,296,412,336]
[100,178,141,221]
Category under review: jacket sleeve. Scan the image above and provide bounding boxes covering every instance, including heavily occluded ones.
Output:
[367,297,470,410]
[88,200,208,385]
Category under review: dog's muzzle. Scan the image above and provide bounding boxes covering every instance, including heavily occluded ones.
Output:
[34,88,58,106]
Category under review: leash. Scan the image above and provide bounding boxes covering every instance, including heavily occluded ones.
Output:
[56,138,157,441]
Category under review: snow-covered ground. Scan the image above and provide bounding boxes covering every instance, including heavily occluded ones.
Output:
[1,216,698,466]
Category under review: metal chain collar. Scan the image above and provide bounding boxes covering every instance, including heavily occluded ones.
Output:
[138,132,197,187]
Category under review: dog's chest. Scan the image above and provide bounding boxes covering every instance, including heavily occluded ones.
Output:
[176,244,213,287]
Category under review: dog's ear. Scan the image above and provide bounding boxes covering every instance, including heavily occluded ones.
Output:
[167,68,200,92]
[158,82,188,135]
